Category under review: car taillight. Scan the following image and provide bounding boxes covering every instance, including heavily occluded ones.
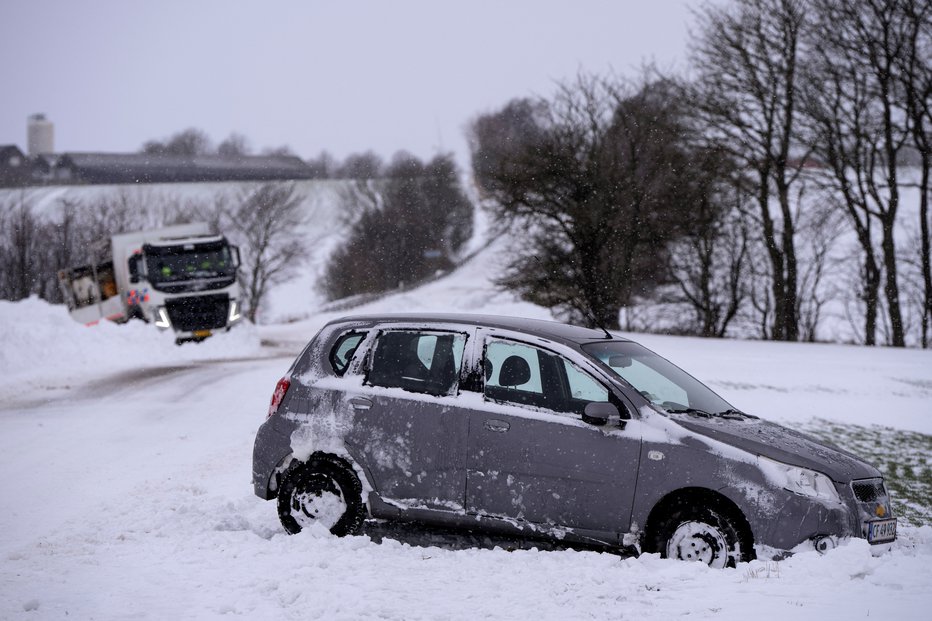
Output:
[268,377,291,418]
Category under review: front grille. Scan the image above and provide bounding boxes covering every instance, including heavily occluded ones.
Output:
[852,479,885,503]
[165,293,229,332]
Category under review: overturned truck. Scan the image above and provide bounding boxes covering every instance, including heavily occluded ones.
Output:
[58,222,244,341]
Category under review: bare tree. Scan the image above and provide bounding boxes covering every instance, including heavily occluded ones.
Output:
[801,59,884,345]
[690,0,809,341]
[471,73,711,329]
[335,151,384,179]
[795,192,845,342]
[80,188,153,244]
[223,183,307,322]
[142,127,213,156]
[803,0,917,346]
[262,145,297,157]
[217,133,251,157]
[897,0,932,346]
[669,174,751,338]
[38,197,81,303]
[169,191,229,234]
[0,193,40,300]
[306,151,338,179]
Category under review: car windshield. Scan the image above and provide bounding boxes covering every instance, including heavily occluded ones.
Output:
[145,242,236,283]
[582,341,734,415]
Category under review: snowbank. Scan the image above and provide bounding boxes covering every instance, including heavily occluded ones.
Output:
[0,296,261,399]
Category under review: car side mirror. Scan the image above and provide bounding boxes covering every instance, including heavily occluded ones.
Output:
[231,245,241,268]
[583,402,618,426]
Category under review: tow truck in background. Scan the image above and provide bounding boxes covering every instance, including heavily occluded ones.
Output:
[58,222,244,342]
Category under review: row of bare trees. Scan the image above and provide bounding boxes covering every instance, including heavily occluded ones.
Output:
[470,0,931,346]
[692,0,931,346]
[0,183,309,323]
[695,0,931,347]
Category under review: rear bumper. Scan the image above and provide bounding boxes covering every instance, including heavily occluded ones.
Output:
[252,414,300,499]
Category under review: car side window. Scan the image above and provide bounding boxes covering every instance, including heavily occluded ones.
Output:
[367,330,466,396]
[484,340,564,411]
[562,359,609,408]
[329,332,364,376]
[484,339,610,415]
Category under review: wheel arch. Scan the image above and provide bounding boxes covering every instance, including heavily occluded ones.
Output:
[269,450,372,500]
[642,486,754,556]
[277,451,369,536]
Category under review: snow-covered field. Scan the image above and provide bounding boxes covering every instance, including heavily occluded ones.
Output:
[2,223,932,619]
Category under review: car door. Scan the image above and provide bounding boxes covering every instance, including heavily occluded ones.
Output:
[464,335,641,540]
[342,327,472,513]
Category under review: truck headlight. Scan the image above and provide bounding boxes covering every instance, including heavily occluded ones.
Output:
[154,306,172,329]
[758,456,841,503]
[229,299,242,323]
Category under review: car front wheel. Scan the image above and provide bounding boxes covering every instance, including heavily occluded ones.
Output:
[277,457,365,536]
[652,501,752,568]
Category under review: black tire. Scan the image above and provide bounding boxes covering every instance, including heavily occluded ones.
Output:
[277,456,365,536]
[650,499,753,568]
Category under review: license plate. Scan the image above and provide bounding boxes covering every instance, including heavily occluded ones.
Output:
[867,518,897,544]
[193,330,212,338]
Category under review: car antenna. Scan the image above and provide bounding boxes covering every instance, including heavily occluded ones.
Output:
[584,309,613,340]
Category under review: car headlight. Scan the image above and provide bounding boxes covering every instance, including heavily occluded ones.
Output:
[229,299,242,323]
[154,306,171,329]
[758,455,841,504]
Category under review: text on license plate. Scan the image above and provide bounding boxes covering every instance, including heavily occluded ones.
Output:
[867,518,897,544]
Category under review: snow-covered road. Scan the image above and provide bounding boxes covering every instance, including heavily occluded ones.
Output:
[0,355,285,549]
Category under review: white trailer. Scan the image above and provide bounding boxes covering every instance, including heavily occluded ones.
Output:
[58,223,243,341]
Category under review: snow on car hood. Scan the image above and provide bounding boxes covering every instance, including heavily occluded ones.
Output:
[671,414,881,483]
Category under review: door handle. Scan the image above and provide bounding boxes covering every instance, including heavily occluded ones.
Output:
[350,397,373,411]
[484,419,510,433]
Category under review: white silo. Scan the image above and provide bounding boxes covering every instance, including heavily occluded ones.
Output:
[27,114,54,155]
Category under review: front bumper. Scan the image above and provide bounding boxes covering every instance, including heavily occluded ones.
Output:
[151,294,243,339]
[749,477,896,557]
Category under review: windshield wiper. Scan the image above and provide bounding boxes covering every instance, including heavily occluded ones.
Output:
[665,407,715,418]
[666,406,756,420]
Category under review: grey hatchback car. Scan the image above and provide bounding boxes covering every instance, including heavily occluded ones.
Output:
[252,314,896,567]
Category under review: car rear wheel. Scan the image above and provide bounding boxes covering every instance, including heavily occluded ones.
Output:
[652,501,751,568]
[277,457,365,536]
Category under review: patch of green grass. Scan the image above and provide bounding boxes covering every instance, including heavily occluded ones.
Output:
[799,419,932,526]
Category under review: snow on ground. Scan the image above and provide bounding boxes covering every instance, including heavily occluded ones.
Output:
[2,234,932,619]
[0,295,263,407]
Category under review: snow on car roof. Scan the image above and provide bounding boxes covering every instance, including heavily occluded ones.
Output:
[328,313,630,345]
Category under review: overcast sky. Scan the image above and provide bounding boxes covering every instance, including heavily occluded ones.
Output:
[0,0,694,169]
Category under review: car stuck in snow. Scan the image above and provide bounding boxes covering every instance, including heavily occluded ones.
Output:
[252,314,896,566]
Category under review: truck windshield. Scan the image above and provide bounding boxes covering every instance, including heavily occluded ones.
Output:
[582,341,733,414]
[145,241,236,283]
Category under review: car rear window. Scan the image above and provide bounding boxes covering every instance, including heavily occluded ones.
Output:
[329,332,365,376]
